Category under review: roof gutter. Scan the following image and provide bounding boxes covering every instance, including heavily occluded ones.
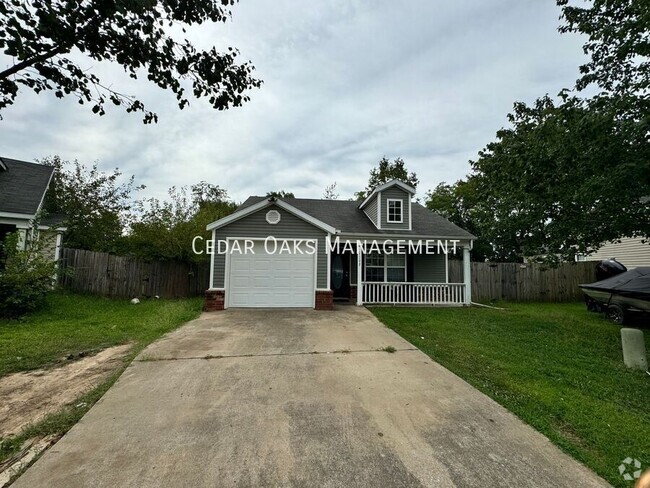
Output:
[338,232,476,241]
[0,211,36,220]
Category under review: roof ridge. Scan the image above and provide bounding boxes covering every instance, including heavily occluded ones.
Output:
[248,195,358,203]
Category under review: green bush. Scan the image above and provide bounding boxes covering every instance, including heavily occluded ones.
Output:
[0,231,57,318]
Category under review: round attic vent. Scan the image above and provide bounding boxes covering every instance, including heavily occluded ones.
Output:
[266,210,281,224]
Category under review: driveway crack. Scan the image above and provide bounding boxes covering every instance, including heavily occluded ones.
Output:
[136,348,420,362]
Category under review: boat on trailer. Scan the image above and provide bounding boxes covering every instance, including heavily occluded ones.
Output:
[579,266,650,324]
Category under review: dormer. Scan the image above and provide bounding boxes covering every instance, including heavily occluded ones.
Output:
[358,179,415,231]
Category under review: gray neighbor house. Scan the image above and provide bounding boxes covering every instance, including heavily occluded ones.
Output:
[205,180,475,310]
[0,157,66,260]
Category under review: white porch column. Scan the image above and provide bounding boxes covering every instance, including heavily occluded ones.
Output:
[16,228,28,250]
[356,243,363,306]
[463,246,471,305]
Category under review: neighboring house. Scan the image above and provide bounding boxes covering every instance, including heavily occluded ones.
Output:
[577,237,650,269]
[0,157,66,261]
[205,179,475,310]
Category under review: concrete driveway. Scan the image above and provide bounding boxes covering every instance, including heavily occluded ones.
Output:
[14,306,609,487]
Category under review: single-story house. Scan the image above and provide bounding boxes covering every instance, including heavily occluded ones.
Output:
[0,157,66,261]
[204,179,475,310]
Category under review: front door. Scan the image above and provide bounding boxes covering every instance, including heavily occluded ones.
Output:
[331,253,350,299]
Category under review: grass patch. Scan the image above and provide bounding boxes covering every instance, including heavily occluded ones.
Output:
[370,303,650,488]
[0,291,202,467]
[381,345,397,353]
[0,292,202,376]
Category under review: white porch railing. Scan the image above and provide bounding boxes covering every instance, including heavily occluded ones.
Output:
[361,282,466,305]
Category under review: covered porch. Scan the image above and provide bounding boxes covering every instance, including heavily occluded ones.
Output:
[362,281,467,306]
[330,237,472,307]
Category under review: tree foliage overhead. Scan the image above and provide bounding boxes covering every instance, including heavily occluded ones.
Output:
[356,157,419,200]
[0,0,261,123]
[558,0,649,107]
[42,155,143,252]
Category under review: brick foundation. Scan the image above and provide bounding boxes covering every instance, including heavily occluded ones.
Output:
[204,289,225,311]
[349,285,357,303]
[315,290,334,310]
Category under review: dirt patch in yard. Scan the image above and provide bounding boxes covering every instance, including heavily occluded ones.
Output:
[0,344,132,438]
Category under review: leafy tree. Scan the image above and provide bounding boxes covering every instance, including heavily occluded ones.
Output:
[356,157,419,199]
[425,180,493,262]
[558,0,649,112]
[41,155,143,252]
[0,0,261,123]
[266,191,295,199]
[125,182,236,263]
[323,182,339,200]
[468,95,650,263]
[437,1,650,263]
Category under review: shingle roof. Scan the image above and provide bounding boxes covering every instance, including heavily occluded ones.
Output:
[0,157,54,216]
[40,213,67,228]
[239,196,475,239]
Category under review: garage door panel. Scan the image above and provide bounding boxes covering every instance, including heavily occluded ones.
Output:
[227,240,316,308]
[273,278,292,288]
[293,275,313,286]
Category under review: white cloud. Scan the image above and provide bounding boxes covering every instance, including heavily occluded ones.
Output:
[0,0,587,203]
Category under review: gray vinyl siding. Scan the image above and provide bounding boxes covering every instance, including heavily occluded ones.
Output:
[38,230,59,261]
[212,205,328,289]
[380,187,411,230]
[585,237,650,269]
[413,253,447,283]
[363,195,379,227]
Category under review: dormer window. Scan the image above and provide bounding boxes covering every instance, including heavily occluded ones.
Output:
[387,199,403,223]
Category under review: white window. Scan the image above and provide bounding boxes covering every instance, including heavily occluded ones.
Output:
[387,199,403,223]
[386,253,406,282]
[364,252,406,282]
[365,252,384,282]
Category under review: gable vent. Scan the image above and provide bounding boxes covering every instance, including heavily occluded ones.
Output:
[266,210,281,224]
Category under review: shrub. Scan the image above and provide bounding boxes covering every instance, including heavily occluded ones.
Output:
[0,231,57,318]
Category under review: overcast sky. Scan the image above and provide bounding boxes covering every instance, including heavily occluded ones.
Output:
[0,0,587,203]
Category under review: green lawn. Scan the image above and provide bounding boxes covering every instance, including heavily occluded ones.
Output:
[0,292,202,377]
[370,303,649,488]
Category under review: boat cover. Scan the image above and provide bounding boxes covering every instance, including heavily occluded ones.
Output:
[580,267,650,293]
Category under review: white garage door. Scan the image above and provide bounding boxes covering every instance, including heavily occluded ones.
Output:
[227,240,316,308]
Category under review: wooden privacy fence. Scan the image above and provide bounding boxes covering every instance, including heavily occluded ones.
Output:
[448,260,597,302]
[59,248,598,302]
[58,248,211,298]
